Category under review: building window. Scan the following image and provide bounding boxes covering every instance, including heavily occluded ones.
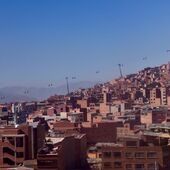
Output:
[16,137,24,147]
[126,141,137,147]
[147,152,157,158]
[135,152,145,158]
[113,152,121,158]
[2,107,7,112]
[114,162,122,168]
[125,152,134,158]
[99,153,102,158]
[103,152,112,158]
[126,164,133,170]
[16,152,24,158]
[103,162,112,169]
[135,164,145,169]
[38,160,58,167]
[163,149,170,157]
[148,163,156,170]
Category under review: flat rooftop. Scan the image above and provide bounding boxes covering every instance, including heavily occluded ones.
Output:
[96,142,123,148]
[1,167,33,170]
[46,137,64,144]
[1,134,25,137]
[149,124,170,128]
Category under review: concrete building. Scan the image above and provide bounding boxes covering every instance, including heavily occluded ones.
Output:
[67,112,84,123]
[149,88,161,107]
[161,87,167,106]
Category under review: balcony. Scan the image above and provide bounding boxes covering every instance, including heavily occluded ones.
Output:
[3,152,24,164]
[3,153,15,162]
[0,140,24,152]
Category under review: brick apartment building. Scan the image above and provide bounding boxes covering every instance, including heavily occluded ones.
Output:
[37,134,87,170]
[80,121,123,144]
[100,137,170,170]
[0,123,45,168]
[140,107,170,127]
[0,105,8,126]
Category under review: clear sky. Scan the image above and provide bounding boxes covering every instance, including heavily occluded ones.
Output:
[0,0,170,87]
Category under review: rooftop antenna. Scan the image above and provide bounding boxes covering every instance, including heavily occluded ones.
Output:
[118,64,123,78]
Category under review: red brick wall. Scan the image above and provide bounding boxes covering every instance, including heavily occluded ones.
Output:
[81,122,123,144]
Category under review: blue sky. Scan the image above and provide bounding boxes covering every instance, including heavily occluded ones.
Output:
[0,0,170,87]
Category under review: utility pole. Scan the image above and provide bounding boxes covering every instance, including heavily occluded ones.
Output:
[118,64,123,78]
[65,77,70,94]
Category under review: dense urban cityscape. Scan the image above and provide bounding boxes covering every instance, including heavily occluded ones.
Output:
[1,0,170,170]
[0,62,170,169]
